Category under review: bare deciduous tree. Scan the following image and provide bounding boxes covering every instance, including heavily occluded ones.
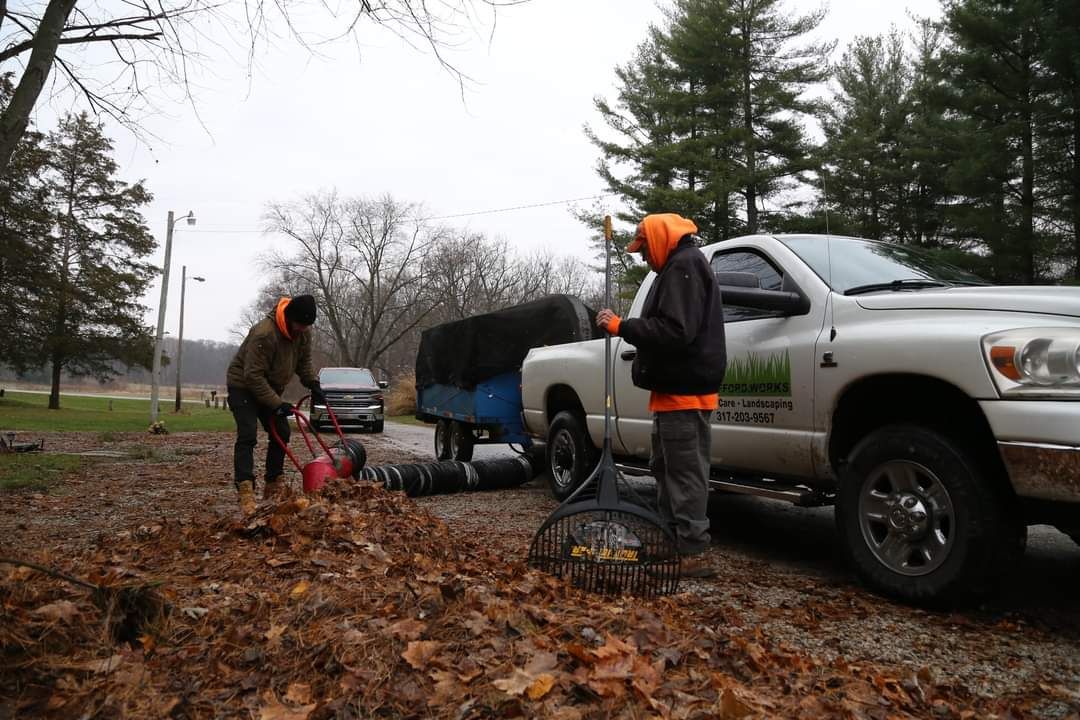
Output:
[262,192,446,371]
[0,0,528,177]
[254,188,600,379]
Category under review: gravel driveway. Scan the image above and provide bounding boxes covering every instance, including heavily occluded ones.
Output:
[386,421,1080,716]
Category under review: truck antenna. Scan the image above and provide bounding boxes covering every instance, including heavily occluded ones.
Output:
[821,168,837,342]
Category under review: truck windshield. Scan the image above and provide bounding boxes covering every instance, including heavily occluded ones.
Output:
[320,368,376,386]
[777,235,987,293]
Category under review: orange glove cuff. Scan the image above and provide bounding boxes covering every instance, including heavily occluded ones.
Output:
[606,315,622,335]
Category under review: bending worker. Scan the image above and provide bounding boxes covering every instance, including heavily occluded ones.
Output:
[226,294,324,513]
[596,213,727,578]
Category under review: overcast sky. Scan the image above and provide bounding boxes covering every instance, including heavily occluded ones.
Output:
[36,0,942,343]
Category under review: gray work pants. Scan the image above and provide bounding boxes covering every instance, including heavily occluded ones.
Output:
[651,410,712,555]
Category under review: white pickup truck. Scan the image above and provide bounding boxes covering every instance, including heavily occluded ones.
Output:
[521,233,1080,603]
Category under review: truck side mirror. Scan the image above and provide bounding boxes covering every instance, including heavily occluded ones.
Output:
[718,285,811,316]
[378,380,389,389]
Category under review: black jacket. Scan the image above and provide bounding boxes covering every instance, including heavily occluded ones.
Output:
[618,239,727,395]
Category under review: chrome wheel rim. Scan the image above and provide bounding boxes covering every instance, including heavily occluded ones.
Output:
[858,460,955,577]
[550,429,577,491]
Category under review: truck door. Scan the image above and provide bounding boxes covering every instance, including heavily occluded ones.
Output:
[612,275,655,459]
[707,245,824,479]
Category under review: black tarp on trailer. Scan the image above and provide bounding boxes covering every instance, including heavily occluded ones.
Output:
[415,294,599,390]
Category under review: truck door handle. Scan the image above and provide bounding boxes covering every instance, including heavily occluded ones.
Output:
[620,350,637,360]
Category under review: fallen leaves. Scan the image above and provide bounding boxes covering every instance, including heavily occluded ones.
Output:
[401,640,441,670]
[32,600,79,623]
[288,580,310,600]
[258,690,315,720]
[386,618,426,641]
[0,470,1055,720]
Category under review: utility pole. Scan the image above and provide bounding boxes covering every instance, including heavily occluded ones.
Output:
[175,266,205,412]
[150,210,195,422]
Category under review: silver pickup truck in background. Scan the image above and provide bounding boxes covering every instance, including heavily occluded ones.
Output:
[521,233,1080,603]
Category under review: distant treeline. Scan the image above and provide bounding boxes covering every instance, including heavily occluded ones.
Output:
[1,338,239,389]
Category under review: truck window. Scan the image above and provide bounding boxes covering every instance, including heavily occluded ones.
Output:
[711,250,783,322]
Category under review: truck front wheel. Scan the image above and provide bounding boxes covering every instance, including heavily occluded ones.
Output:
[546,411,597,501]
[836,425,1021,605]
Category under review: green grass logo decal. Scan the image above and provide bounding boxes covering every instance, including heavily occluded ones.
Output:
[720,350,791,396]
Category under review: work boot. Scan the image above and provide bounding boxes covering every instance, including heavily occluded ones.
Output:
[680,554,718,579]
[263,477,287,500]
[237,481,257,515]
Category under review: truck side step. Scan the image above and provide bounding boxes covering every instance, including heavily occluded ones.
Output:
[709,475,835,507]
[614,461,835,507]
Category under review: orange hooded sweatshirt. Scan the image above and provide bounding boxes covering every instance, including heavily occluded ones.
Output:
[606,214,718,414]
[274,297,293,340]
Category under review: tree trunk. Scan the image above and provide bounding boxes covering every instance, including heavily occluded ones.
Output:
[0,0,78,177]
[1020,30,1036,284]
[1073,110,1080,280]
[48,354,62,409]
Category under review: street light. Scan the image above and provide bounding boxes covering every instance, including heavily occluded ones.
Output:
[175,266,206,412]
[150,210,195,422]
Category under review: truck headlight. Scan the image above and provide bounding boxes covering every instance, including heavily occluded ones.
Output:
[983,329,1080,398]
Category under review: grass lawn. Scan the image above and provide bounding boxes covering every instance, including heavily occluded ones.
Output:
[0,453,88,492]
[0,391,234,433]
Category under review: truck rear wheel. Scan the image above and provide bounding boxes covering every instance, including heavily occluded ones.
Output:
[836,425,1021,605]
[450,421,474,462]
[546,411,597,501]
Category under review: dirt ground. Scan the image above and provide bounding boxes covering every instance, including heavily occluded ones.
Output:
[1,429,1078,719]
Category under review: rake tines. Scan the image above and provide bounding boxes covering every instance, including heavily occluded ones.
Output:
[527,462,681,597]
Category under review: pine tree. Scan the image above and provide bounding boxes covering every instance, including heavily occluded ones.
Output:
[821,32,911,241]
[32,112,157,409]
[1038,0,1080,280]
[0,75,52,372]
[900,19,955,247]
[940,0,1053,283]
[586,0,828,246]
[729,0,832,233]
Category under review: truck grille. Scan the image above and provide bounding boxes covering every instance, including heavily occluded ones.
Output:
[324,391,381,409]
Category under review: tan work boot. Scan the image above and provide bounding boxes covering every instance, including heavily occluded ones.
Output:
[263,477,286,500]
[680,554,718,579]
[237,481,257,515]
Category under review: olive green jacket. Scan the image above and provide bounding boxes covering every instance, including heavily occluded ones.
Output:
[226,313,317,408]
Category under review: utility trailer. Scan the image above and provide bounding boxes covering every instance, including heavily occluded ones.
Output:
[415,295,597,461]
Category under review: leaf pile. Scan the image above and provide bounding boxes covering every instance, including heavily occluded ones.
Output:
[0,481,1055,718]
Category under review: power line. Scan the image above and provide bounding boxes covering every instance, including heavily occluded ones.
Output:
[420,193,615,221]
[178,193,617,233]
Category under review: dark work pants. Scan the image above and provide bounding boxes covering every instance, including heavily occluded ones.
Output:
[228,386,290,488]
[650,410,712,556]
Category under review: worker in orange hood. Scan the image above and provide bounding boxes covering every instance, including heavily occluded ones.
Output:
[226,295,323,514]
[596,213,727,577]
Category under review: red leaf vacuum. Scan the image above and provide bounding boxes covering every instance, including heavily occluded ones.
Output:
[270,395,366,493]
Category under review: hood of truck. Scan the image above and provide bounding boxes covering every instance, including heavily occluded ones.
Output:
[854,286,1080,318]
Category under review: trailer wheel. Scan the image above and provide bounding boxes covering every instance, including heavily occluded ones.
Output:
[450,421,475,462]
[434,419,452,460]
[546,411,597,501]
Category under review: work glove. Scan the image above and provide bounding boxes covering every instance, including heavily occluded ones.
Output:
[275,402,294,417]
[308,381,325,405]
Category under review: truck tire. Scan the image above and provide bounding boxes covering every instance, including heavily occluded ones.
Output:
[434,419,452,460]
[546,411,597,501]
[372,420,384,434]
[1056,526,1080,548]
[836,424,1021,605]
[450,421,474,462]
